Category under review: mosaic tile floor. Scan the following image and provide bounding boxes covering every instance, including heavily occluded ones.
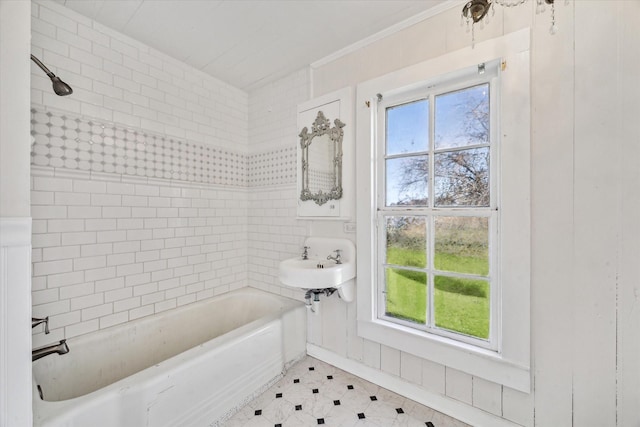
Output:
[223,356,470,427]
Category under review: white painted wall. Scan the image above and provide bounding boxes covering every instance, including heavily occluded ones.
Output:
[570,4,640,425]
[615,6,640,426]
[1,1,32,218]
[0,1,33,426]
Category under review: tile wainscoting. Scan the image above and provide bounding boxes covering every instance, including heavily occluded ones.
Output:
[29,105,298,348]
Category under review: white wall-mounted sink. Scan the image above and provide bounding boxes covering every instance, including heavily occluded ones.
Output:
[279,258,355,289]
[278,237,356,302]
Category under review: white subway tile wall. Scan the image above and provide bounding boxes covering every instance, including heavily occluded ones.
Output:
[31,164,249,348]
[31,1,248,149]
[247,186,307,298]
[248,68,309,153]
[31,0,301,346]
[246,69,311,298]
[29,101,297,347]
[29,0,257,338]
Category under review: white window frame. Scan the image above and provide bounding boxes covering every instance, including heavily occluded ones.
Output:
[356,29,531,392]
[376,67,500,351]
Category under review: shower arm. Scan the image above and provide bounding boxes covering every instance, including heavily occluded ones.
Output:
[30,54,54,78]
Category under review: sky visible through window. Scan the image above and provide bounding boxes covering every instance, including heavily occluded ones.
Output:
[386,100,428,155]
[385,84,489,206]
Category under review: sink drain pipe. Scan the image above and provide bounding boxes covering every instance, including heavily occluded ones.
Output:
[304,288,337,315]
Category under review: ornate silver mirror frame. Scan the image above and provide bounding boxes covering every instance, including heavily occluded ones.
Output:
[299,111,345,206]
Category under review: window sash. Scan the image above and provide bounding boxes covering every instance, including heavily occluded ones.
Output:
[376,210,499,350]
[375,71,500,351]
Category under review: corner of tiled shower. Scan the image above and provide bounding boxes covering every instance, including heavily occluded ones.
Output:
[29,4,310,342]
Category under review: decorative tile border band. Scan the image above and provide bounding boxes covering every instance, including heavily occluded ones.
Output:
[248,147,296,187]
[30,106,296,188]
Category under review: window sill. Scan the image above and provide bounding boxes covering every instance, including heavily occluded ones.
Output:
[357,318,530,393]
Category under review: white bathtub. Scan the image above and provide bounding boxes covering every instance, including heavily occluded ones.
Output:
[32,288,306,427]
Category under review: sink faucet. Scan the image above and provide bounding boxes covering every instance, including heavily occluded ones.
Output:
[327,249,342,264]
[32,339,69,362]
[301,246,310,260]
[32,317,49,334]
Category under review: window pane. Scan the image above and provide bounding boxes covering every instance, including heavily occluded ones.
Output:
[435,84,489,150]
[434,275,489,339]
[386,216,426,268]
[386,100,429,155]
[385,268,427,324]
[386,156,428,206]
[434,216,488,276]
[434,147,489,207]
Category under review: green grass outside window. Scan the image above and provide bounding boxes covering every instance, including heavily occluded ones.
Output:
[385,247,490,339]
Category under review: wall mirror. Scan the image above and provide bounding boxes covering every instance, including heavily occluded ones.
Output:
[296,87,352,219]
[299,111,345,206]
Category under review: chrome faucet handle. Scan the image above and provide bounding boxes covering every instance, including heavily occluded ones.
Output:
[32,317,50,334]
[327,249,342,264]
[302,246,310,260]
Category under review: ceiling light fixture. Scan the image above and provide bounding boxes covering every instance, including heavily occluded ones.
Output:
[462,0,560,46]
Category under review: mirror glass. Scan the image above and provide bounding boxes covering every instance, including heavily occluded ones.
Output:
[300,111,344,206]
[307,134,334,195]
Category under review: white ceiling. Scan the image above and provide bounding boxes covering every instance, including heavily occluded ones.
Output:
[53,0,452,91]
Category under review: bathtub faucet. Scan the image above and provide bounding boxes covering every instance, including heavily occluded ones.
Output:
[32,339,69,362]
[32,317,50,334]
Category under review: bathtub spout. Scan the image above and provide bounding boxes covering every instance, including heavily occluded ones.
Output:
[32,339,69,362]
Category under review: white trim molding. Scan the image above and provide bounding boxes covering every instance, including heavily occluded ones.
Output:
[355,29,531,392]
[0,218,31,247]
[0,217,32,427]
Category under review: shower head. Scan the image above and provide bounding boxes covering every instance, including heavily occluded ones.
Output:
[49,75,73,96]
[30,54,73,96]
